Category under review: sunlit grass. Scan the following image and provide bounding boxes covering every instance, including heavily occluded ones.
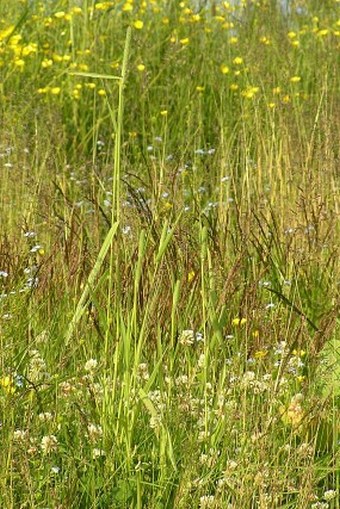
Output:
[0,0,339,507]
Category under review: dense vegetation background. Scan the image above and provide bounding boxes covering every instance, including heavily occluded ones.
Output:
[0,0,339,507]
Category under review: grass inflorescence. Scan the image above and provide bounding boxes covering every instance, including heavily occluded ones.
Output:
[0,0,339,508]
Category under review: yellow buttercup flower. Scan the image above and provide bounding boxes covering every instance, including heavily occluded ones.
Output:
[232,317,247,326]
[54,11,66,19]
[0,376,15,394]
[241,86,259,99]
[188,270,195,282]
[254,350,267,359]
[133,20,144,30]
[122,2,133,12]
[14,59,25,69]
[233,56,243,65]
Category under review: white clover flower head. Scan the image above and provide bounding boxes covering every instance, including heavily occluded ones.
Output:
[149,414,161,430]
[311,503,329,509]
[24,231,36,238]
[323,490,337,501]
[198,353,206,368]
[137,363,149,380]
[38,412,53,422]
[84,358,98,372]
[41,434,58,454]
[243,370,256,383]
[199,494,215,508]
[179,330,195,345]
[13,429,28,441]
[226,459,238,470]
[92,448,105,459]
[87,423,103,440]
[179,329,204,346]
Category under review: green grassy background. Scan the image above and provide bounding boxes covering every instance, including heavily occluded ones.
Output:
[0,0,339,507]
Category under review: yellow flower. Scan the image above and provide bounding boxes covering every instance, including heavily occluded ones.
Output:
[0,376,15,394]
[260,36,270,45]
[229,36,238,44]
[233,56,243,65]
[9,34,22,46]
[78,63,89,72]
[98,89,106,96]
[254,350,267,359]
[41,58,53,68]
[122,3,133,12]
[0,25,15,41]
[22,43,38,56]
[290,76,301,83]
[317,29,329,37]
[232,317,247,326]
[95,2,113,10]
[241,86,259,99]
[196,86,205,92]
[50,87,61,95]
[230,83,239,91]
[180,37,190,45]
[14,59,25,69]
[52,53,63,63]
[133,20,144,29]
[160,110,168,116]
[220,64,230,74]
[71,6,82,14]
[137,63,145,72]
[54,11,66,19]
[292,349,306,357]
[188,270,195,282]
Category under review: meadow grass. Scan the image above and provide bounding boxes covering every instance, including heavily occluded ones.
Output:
[0,0,339,507]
